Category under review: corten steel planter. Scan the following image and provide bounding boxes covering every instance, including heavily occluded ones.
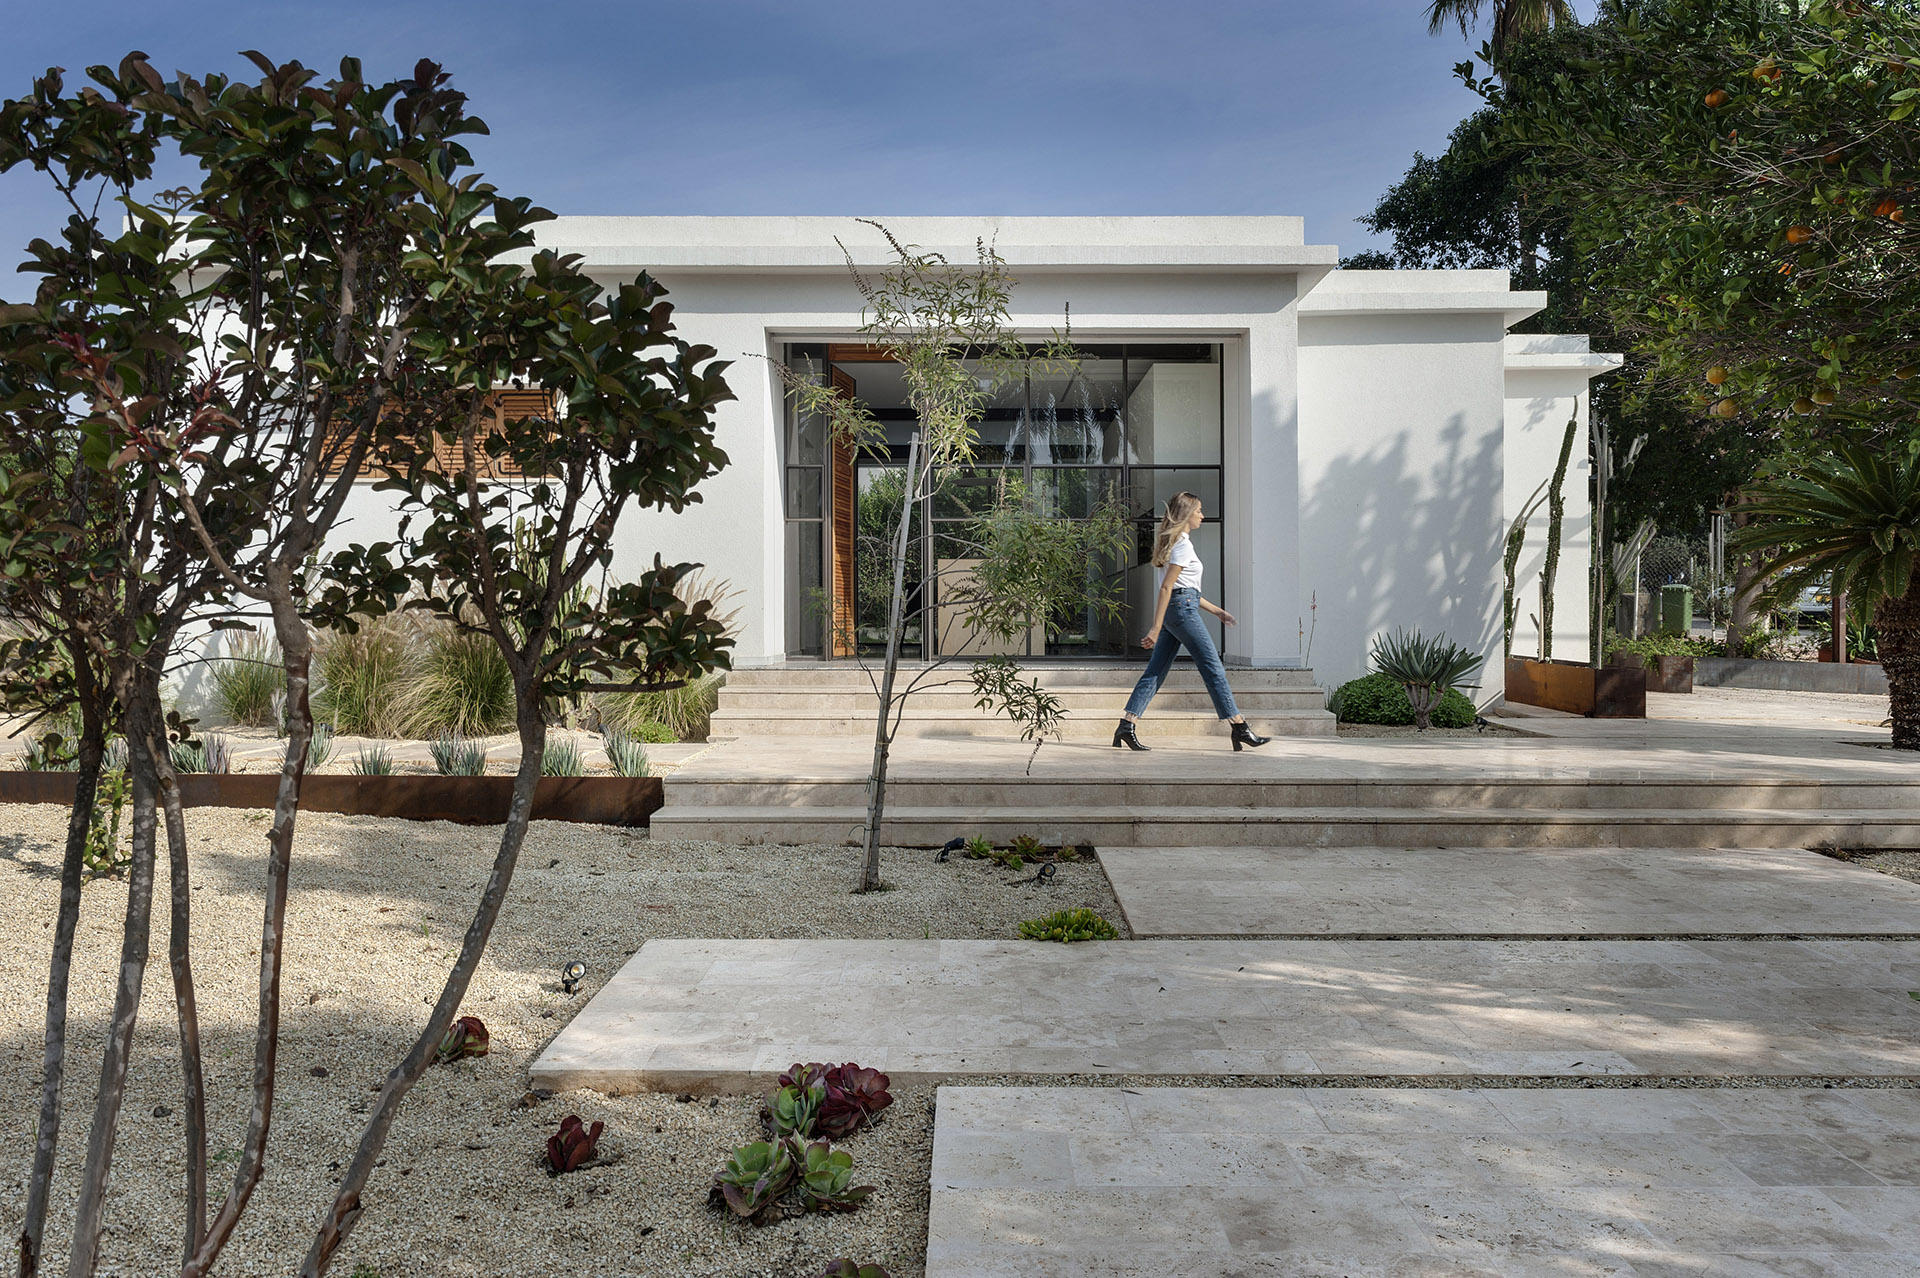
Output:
[1505,656,1647,718]
[1607,652,1695,695]
[0,772,662,827]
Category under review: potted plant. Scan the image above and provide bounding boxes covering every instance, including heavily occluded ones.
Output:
[1604,633,1697,695]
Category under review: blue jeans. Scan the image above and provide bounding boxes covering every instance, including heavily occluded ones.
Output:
[1123,588,1241,720]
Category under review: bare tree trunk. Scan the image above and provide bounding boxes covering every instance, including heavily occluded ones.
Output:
[64,687,163,1278]
[1727,507,1761,654]
[19,674,105,1278]
[156,760,207,1266]
[859,434,921,893]
[182,594,312,1277]
[300,703,547,1276]
[1833,588,1848,664]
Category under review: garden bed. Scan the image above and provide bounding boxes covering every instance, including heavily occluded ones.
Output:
[0,772,662,826]
[0,807,1125,1277]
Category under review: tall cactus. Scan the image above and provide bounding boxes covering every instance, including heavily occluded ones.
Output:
[1539,416,1578,660]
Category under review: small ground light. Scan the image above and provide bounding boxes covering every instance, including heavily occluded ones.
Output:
[561,961,586,994]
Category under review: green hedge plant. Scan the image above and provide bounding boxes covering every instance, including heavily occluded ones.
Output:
[1329,673,1475,729]
[1019,908,1119,942]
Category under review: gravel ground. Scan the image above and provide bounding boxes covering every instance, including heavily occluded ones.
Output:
[1844,847,1920,887]
[0,805,1124,1278]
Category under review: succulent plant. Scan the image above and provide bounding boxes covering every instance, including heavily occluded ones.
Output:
[990,849,1024,870]
[434,1015,490,1064]
[1009,833,1044,858]
[963,836,993,859]
[766,1082,825,1138]
[307,722,335,770]
[816,1263,894,1278]
[1019,907,1119,942]
[540,737,584,777]
[200,732,235,774]
[709,1138,796,1225]
[431,733,488,776]
[602,729,650,778]
[797,1140,875,1213]
[351,744,395,776]
[778,1062,894,1139]
[546,1114,603,1174]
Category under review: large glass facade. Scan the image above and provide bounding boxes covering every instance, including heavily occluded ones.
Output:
[781,342,1224,660]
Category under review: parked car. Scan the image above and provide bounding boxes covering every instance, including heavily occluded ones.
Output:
[1793,584,1831,621]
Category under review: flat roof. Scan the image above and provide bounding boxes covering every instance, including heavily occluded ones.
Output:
[529,215,1342,271]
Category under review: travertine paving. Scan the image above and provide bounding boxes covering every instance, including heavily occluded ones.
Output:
[926,1085,1920,1277]
[1101,846,1920,937]
[530,938,1920,1090]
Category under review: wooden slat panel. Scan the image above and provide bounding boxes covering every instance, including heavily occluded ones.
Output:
[828,366,858,657]
[827,342,893,363]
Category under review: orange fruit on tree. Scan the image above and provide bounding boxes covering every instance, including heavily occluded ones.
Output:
[1710,397,1739,418]
[1704,89,1730,107]
[1792,398,1817,415]
[1705,366,1729,385]
[1786,225,1814,244]
[1811,388,1836,405]
[1897,365,1917,380]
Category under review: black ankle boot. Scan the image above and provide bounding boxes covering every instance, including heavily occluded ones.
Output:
[1112,719,1150,751]
[1230,721,1270,752]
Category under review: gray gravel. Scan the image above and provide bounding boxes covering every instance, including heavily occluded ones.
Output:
[0,805,1122,1277]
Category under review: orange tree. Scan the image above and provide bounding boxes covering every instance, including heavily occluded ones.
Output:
[1479,0,1918,428]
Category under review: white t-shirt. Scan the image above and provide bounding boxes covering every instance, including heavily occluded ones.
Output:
[1163,534,1202,595]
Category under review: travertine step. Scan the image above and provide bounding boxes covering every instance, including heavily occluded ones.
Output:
[707,707,1337,738]
[646,802,1920,848]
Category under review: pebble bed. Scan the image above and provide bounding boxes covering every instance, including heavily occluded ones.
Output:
[0,805,1124,1278]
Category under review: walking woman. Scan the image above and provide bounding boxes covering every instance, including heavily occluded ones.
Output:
[1114,491,1270,752]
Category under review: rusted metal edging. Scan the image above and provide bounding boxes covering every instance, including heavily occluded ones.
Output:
[0,772,662,827]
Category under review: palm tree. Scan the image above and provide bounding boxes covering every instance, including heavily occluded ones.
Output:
[1730,440,1920,748]
[1426,0,1576,62]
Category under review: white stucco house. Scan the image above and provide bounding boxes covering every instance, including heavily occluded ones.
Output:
[325,215,1617,698]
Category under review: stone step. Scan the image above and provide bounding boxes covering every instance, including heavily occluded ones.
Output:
[529,938,1920,1092]
[724,665,1322,689]
[926,1086,1920,1278]
[661,774,1920,811]
[713,688,1330,712]
[646,803,1920,848]
[707,708,1338,738]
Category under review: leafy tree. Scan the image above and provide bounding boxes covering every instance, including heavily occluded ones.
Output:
[1732,439,1920,745]
[775,223,1132,890]
[302,173,733,1273]
[1426,0,1577,63]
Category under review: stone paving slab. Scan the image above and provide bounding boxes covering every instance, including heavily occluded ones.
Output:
[926,1085,1920,1277]
[530,939,1920,1091]
[1100,847,1920,938]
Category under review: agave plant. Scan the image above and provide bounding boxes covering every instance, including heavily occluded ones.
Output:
[200,732,234,775]
[351,744,395,776]
[541,736,584,777]
[1368,627,1484,731]
[307,721,335,770]
[777,1062,894,1139]
[817,1264,894,1278]
[546,1113,603,1174]
[602,728,650,778]
[169,739,206,774]
[1731,440,1920,748]
[797,1140,875,1213]
[430,732,488,776]
[709,1138,796,1225]
[766,1082,825,1139]
[434,1015,490,1064]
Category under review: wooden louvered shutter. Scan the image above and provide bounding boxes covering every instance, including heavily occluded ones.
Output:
[490,388,558,480]
[828,366,858,657]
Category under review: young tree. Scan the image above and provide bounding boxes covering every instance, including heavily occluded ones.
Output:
[776,223,1132,891]
[301,174,733,1274]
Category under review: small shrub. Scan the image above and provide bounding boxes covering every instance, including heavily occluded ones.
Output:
[434,1015,490,1064]
[595,672,723,743]
[22,732,74,771]
[314,615,412,737]
[430,733,487,776]
[1019,908,1119,942]
[963,836,993,859]
[82,766,131,882]
[541,737,584,777]
[1330,673,1474,729]
[1606,631,1719,660]
[709,1139,795,1225]
[351,744,394,776]
[306,723,335,771]
[602,729,650,777]
[210,628,283,727]
[627,719,676,745]
[398,624,514,737]
[1369,628,1484,730]
[546,1114,603,1174]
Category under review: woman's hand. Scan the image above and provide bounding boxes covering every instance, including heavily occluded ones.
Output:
[1218,610,1237,627]
[1140,628,1160,650]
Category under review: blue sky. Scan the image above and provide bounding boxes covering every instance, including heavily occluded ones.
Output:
[0,0,1597,298]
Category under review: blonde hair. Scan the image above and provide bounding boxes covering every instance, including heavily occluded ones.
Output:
[1150,491,1202,567]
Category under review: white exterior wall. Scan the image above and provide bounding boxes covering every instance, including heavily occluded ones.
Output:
[313,219,1614,703]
